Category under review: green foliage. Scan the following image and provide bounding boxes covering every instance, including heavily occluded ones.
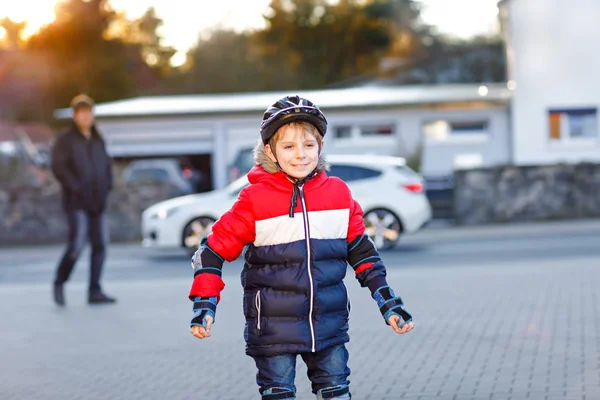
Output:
[406,144,422,173]
[26,0,135,109]
[164,30,288,94]
[14,0,173,121]
[257,0,401,88]
[3,0,506,121]
[167,0,433,93]
[379,35,507,85]
[0,18,27,49]
[0,154,34,187]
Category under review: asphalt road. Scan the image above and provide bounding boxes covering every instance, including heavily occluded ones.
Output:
[1,219,600,399]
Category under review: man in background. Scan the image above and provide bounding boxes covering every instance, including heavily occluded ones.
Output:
[51,94,116,306]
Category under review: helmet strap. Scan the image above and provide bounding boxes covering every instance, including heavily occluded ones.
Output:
[270,148,284,175]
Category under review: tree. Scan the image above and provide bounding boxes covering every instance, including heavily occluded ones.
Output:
[135,8,176,73]
[256,0,428,88]
[380,35,507,84]
[0,18,27,49]
[108,7,176,76]
[163,30,284,94]
[24,0,161,120]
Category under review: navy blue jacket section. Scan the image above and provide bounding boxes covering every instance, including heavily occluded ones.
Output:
[241,238,350,357]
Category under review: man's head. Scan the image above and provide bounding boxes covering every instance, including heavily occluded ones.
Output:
[71,94,95,131]
[265,121,323,179]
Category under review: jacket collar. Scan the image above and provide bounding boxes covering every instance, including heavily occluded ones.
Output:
[248,164,326,190]
[248,165,328,217]
[70,122,101,140]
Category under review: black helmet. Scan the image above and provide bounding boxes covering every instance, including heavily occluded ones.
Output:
[260,95,328,145]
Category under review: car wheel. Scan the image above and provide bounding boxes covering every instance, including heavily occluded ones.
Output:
[363,208,402,250]
[182,216,216,256]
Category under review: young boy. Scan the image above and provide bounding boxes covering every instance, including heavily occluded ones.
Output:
[188,95,415,399]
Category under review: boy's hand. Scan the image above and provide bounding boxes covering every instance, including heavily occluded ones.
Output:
[388,314,415,334]
[373,286,414,331]
[190,296,217,339]
[190,315,213,339]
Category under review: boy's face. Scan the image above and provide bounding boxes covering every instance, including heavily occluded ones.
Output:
[266,123,322,180]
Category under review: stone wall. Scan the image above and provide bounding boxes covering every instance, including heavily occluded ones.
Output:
[454,163,600,225]
[0,177,181,246]
[3,163,600,245]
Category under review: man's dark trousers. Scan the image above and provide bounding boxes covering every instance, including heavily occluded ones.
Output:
[55,209,108,293]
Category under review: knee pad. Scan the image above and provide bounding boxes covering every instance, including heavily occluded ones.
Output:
[262,387,295,399]
[317,384,351,399]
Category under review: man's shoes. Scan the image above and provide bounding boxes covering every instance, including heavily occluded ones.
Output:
[88,291,117,304]
[53,284,65,306]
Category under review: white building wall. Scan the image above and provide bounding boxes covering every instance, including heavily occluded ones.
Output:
[96,117,214,157]
[503,0,600,165]
[325,109,410,156]
[418,107,510,176]
[96,103,510,188]
[326,106,510,176]
[97,114,260,189]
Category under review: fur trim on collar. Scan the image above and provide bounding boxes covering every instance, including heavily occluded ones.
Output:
[253,139,329,175]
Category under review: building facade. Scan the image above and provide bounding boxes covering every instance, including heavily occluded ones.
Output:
[500,0,600,165]
[55,84,512,189]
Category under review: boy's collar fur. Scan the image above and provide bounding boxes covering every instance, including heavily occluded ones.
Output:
[253,139,329,175]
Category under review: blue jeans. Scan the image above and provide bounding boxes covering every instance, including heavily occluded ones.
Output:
[254,344,351,399]
[55,209,108,292]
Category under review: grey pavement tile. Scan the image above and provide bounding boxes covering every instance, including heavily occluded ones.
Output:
[2,230,600,399]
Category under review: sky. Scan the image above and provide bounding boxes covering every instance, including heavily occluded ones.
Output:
[0,0,501,65]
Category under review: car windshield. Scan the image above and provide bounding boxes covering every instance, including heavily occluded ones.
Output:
[327,163,382,182]
[227,174,250,195]
[234,149,256,175]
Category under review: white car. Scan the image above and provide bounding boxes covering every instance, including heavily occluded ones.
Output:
[141,154,432,254]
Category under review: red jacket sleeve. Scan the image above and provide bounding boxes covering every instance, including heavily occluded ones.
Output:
[206,187,256,262]
[347,198,366,243]
[188,188,256,302]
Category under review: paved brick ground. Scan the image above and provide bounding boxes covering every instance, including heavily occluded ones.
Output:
[1,220,600,399]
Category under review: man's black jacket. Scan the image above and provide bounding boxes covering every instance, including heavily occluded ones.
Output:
[51,123,113,214]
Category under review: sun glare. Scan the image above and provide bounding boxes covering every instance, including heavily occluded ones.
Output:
[0,0,58,38]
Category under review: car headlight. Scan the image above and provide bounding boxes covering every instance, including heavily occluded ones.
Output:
[150,206,181,220]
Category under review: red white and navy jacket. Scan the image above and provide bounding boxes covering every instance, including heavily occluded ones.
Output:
[189,162,390,357]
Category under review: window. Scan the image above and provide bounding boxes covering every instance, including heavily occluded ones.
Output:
[332,124,396,139]
[334,126,352,139]
[449,121,487,135]
[328,164,382,182]
[360,125,394,136]
[423,120,489,141]
[548,108,597,141]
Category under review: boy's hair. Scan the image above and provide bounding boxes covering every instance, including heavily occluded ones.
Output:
[253,121,328,174]
[267,121,322,151]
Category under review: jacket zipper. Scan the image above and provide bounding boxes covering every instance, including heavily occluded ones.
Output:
[298,185,316,352]
[255,290,261,331]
